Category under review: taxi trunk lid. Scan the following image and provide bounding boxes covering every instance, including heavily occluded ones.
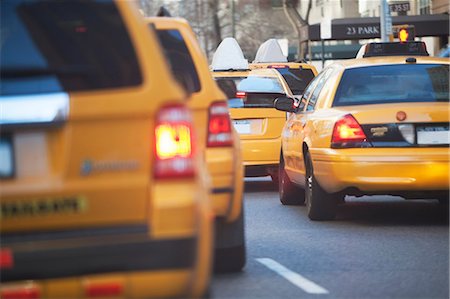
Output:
[337,102,450,147]
[0,91,152,233]
[229,92,287,139]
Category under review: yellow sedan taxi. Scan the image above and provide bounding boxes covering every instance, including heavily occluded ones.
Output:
[211,39,296,183]
[0,1,212,298]
[146,17,245,273]
[275,42,449,220]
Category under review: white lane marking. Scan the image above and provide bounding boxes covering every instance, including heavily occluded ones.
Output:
[256,258,329,295]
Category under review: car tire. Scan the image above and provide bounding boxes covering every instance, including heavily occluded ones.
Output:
[305,151,338,220]
[214,205,246,273]
[279,154,305,205]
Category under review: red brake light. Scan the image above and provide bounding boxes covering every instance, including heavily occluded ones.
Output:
[0,248,13,269]
[268,65,288,69]
[236,91,246,98]
[85,282,123,298]
[207,101,233,147]
[1,287,40,299]
[331,114,368,148]
[154,104,196,179]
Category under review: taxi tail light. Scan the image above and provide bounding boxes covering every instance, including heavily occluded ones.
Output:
[1,287,40,299]
[0,248,13,269]
[331,114,368,148]
[236,91,247,99]
[207,101,233,147]
[154,104,196,179]
[85,282,123,298]
[268,65,288,69]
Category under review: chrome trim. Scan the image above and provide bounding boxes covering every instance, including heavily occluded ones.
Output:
[0,93,69,125]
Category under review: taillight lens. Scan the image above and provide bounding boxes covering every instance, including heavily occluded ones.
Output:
[1,287,40,299]
[207,101,233,147]
[236,91,246,98]
[154,104,196,179]
[331,114,369,148]
[85,282,123,298]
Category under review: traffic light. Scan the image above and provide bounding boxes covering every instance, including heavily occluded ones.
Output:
[398,28,409,42]
[393,25,415,42]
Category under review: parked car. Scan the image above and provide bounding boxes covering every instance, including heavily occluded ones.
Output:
[0,1,213,298]
[275,42,449,220]
[147,17,246,272]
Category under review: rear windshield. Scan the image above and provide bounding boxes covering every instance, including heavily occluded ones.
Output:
[214,76,283,108]
[1,0,142,96]
[156,29,201,94]
[237,76,284,94]
[276,67,315,95]
[333,64,449,106]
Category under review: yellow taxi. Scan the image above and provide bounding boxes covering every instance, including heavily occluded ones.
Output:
[250,39,318,97]
[211,39,295,184]
[275,41,449,220]
[146,17,245,272]
[0,1,212,298]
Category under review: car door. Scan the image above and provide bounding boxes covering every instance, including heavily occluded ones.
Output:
[283,68,334,185]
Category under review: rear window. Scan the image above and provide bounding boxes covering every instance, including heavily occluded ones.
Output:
[1,0,142,96]
[215,76,283,108]
[333,64,449,106]
[237,76,284,94]
[156,29,201,94]
[276,67,315,95]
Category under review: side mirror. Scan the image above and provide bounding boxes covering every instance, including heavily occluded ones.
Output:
[274,97,297,112]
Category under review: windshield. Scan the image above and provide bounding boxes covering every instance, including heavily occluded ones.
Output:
[1,0,141,96]
[333,64,449,106]
[276,67,315,95]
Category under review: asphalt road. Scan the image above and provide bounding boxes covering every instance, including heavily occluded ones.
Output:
[211,177,449,299]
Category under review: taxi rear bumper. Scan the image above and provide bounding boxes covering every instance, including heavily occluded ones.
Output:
[241,138,281,166]
[310,147,450,195]
[1,224,196,282]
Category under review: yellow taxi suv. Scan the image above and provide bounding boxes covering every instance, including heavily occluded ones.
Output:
[0,1,213,298]
[250,39,318,97]
[274,42,449,221]
[146,17,245,272]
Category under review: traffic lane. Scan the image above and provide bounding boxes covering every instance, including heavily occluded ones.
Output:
[212,177,449,299]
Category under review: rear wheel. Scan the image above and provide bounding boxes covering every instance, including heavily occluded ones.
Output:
[214,204,246,273]
[279,154,305,205]
[305,151,338,220]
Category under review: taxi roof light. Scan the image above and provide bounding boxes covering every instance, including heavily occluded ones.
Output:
[361,42,429,58]
[207,101,233,147]
[331,114,368,148]
[253,39,287,63]
[154,104,196,179]
[211,38,249,71]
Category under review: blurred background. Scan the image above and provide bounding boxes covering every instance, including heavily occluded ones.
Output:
[138,0,449,71]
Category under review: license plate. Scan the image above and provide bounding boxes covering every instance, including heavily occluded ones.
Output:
[233,120,251,134]
[417,125,450,145]
[0,136,14,178]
